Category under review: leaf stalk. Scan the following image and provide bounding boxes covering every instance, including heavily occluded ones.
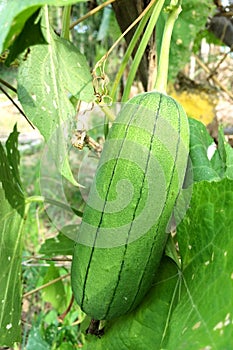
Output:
[155,1,182,93]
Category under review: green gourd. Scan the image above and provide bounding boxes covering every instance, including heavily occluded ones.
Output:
[71,91,189,321]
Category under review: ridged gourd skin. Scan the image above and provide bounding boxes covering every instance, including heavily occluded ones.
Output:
[71,91,189,320]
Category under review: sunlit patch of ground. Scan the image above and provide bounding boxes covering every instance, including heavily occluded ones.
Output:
[0,94,41,140]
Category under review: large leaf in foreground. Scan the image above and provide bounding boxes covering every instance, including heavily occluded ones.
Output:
[0,190,26,346]
[18,9,94,185]
[167,178,233,349]
[0,126,26,346]
[83,178,233,349]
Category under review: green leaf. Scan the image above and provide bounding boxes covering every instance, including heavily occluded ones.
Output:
[188,118,220,182]
[0,0,87,53]
[5,9,47,65]
[214,127,233,180]
[58,343,75,350]
[0,124,24,215]
[5,124,23,189]
[17,9,94,185]
[26,326,50,350]
[166,178,233,349]
[41,264,68,313]
[0,127,26,347]
[97,7,121,42]
[0,188,26,346]
[83,257,179,350]
[188,118,233,182]
[39,232,74,256]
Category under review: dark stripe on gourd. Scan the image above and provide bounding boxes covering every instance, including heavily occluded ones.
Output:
[71,91,189,320]
[80,93,149,309]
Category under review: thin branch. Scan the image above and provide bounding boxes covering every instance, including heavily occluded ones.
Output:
[69,0,117,30]
[194,54,233,100]
[208,48,233,79]
[0,77,17,93]
[23,255,72,262]
[23,273,70,298]
[0,85,35,129]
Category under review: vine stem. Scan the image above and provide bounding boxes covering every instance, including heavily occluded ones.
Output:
[61,5,72,40]
[155,2,182,93]
[25,196,45,204]
[121,0,166,102]
[25,196,83,217]
[100,105,115,122]
[93,0,158,76]
[110,3,154,99]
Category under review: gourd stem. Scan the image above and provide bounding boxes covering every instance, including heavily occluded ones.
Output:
[101,105,115,122]
[155,2,182,93]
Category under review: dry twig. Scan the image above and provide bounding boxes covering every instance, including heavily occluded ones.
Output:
[194,53,233,100]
